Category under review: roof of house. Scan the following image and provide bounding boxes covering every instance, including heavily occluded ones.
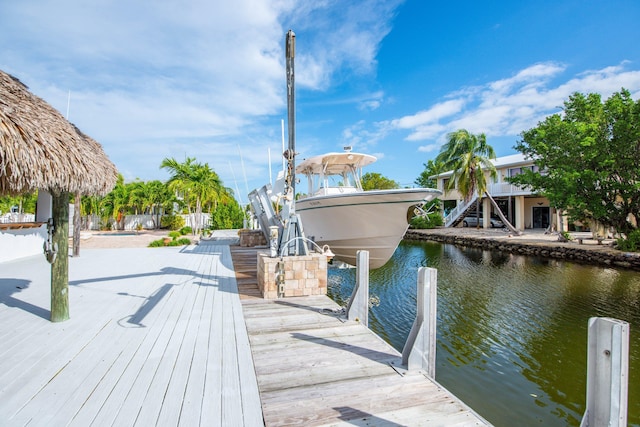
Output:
[431,152,533,178]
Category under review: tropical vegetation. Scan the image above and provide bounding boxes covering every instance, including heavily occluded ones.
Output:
[510,89,640,241]
[435,129,520,235]
[0,157,245,232]
[0,192,37,215]
[360,172,399,190]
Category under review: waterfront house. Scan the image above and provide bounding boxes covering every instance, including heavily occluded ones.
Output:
[432,153,557,231]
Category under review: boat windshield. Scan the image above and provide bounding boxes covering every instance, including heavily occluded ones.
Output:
[307,164,362,196]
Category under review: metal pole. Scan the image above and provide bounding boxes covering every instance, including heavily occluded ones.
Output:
[286,29,296,198]
[280,29,307,256]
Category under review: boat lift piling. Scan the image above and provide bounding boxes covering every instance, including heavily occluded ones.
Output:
[346,250,370,326]
[350,252,438,376]
[580,317,629,427]
[401,267,438,377]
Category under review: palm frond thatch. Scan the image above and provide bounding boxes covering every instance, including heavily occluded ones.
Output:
[0,70,117,196]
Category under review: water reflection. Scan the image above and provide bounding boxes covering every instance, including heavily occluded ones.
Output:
[328,240,640,427]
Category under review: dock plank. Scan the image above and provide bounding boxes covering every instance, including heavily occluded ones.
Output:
[230,246,490,427]
[0,239,263,427]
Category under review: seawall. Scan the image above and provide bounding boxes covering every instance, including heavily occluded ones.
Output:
[405,229,640,271]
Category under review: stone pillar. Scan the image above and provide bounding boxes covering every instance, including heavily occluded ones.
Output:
[257,252,327,299]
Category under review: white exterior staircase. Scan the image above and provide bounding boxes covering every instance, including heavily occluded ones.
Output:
[444,193,479,228]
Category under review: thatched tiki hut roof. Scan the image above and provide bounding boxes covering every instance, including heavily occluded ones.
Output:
[0,69,118,322]
[0,70,117,196]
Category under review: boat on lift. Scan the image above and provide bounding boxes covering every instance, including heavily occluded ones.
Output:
[293,147,441,269]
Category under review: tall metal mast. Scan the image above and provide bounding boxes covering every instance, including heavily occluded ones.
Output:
[286,29,296,198]
[280,29,307,256]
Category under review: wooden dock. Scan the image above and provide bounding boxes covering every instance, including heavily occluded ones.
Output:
[230,246,490,427]
[1,236,489,426]
[0,239,262,426]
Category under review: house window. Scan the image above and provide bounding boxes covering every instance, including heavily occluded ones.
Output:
[508,167,523,177]
[442,178,450,191]
[509,165,540,177]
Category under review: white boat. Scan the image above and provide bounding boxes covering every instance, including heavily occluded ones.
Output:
[294,149,441,269]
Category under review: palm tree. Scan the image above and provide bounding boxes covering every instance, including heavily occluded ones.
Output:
[161,157,223,235]
[436,129,520,235]
[140,180,172,229]
[101,174,129,230]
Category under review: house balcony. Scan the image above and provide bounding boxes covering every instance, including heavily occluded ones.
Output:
[439,182,533,200]
[487,182,532,197]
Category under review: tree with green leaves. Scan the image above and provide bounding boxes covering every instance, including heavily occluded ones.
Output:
[161,157,224,235]
[100,174,129,230]
[361,172,399,190]
[0,192,37,215]
[128,180,173,228]
[511,89,640,238]
[414,159,445,189]
[436,129,520,234]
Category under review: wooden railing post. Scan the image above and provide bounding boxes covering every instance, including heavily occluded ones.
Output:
[402,267,437,377]
[346,250,369,326]
[580,317,629,427]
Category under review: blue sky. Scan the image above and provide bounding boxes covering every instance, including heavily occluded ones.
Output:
[2,1,640,203]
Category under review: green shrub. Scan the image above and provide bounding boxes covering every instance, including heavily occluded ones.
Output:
[410,213,443,229]
[148,236,191,247]
[560,231,573,241]
[168,231,181,240]
[180,226,192,235]
[617,229,640,252]
[166,237,191,246]
[161,215,185,230]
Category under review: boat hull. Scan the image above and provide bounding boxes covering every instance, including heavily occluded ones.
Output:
[296,188,440,269]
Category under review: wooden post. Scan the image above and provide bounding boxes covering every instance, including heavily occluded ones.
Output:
[347,250,369,326]
[402,267,437,377]
[51,191,70,322]
[72,192,81,257]
[580,317,629,427]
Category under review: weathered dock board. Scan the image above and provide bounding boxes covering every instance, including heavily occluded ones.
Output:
[0,238,262,426]
[230,246,490,427]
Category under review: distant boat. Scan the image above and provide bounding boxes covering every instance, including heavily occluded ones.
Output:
[293,148,441,269]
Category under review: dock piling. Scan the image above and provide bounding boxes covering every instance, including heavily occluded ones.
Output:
[347,250,369,326]
[402,267,437,377]
[580,317,629,427]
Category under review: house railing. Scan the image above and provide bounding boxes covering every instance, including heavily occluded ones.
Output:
[486,182,532,196]
[444,193,478,227]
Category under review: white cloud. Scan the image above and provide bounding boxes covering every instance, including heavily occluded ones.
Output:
[391,99,466,129]
[384,61,640,150]
[417,144,439,153]
[0,0,403,192]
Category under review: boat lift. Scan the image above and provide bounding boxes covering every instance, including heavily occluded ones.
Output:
[249,30,308,257]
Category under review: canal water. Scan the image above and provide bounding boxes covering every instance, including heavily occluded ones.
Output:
[327,240,640,426]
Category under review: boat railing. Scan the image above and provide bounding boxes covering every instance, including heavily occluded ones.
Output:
[311,186,358,197]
